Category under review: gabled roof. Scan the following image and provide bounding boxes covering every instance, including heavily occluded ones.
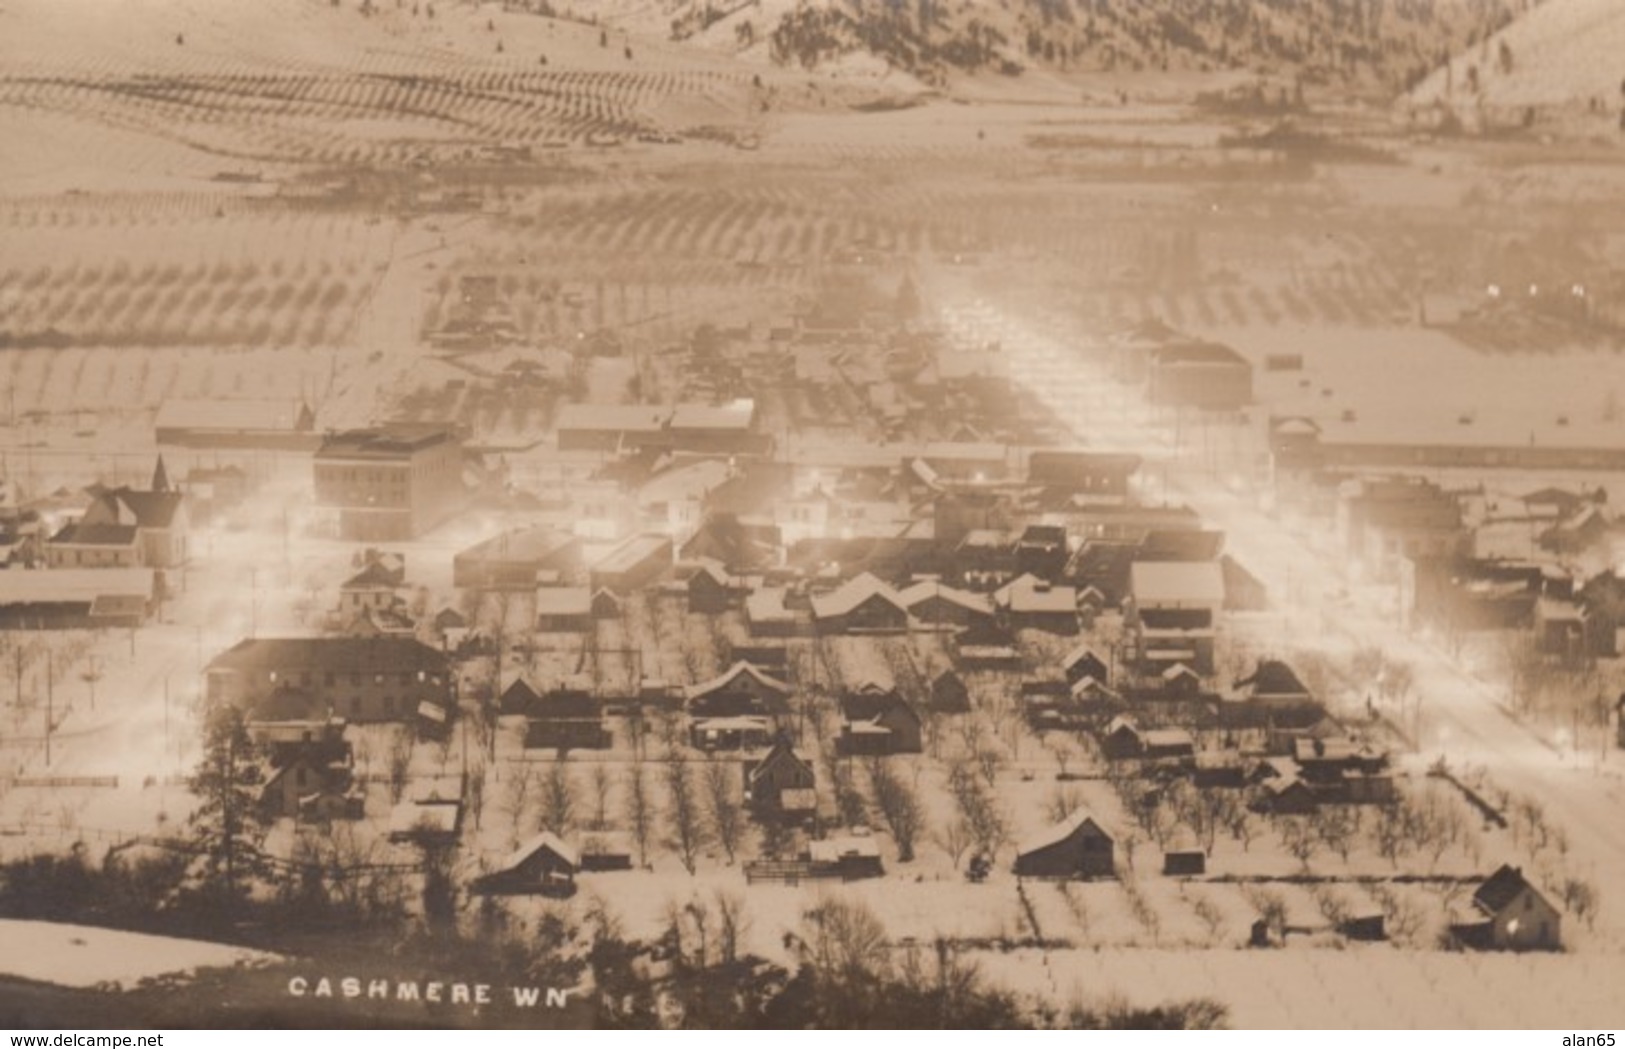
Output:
[897,580,994,616]
[343,560,402,589]
[810,572,907,620]
[747,738,813,785]
[1473,864,1545,917]
[1234,659,1311,698]
[1018,810,1112,856]
[685,660,791,701]
[1061,643,1106,673]
[1162,662,1200,681]
[498,831,581,874]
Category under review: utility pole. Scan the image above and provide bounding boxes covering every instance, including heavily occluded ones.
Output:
[44,654,53,768]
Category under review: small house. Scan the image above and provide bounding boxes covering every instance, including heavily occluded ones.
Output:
[687,563,741,614]
[691,715,773,751]
[498,673,542,717]
[524,688,610,751]
[837,691,923,756]
[928,668,971,714]
[685,660,793,720]
[1061,643,1109,687]
[1451,865,1561,952]
[898,579,995,629]
[810,573,909,634]
[1014,811,1115,880]
[1163,850,1207,877]
[472,832,580,897]
[744,738,816,819]
[995,573,1079,635]
[806,835,884,880]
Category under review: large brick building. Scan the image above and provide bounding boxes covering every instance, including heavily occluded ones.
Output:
[205,637,453,724]
[314,425,465,541]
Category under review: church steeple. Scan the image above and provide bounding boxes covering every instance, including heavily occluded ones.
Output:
[151,455,171,493]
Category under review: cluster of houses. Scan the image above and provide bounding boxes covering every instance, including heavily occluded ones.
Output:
[0,459,184,629]
[1271,463,1625,683]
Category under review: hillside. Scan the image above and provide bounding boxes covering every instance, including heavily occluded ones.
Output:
[1410,0,1625,111]
[595,0,1526,94]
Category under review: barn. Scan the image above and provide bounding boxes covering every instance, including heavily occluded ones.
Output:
[1014,811,1115,880]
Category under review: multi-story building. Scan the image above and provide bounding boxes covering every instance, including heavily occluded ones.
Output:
[205,636,453,724]
[313,425,465,541]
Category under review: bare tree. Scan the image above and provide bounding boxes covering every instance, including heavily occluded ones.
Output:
[504,761,538,842]
[936,818,973,870]
[713,888,750,965]
[665,755,706,874]
[624,765,653,868]
[466,757,487,831]
[1276,814,1319,869]
[588,762,613,830]
[866,757,925,862]
[703,758,744,864]
[1313,804,1360,864]
[539,760,577,835]
[386,725,415,804]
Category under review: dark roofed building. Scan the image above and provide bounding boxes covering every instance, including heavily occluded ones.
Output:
[207,637,451,724]
[454,527,581,590]
[1014,811,1115,880]
[1451,865,1561,952]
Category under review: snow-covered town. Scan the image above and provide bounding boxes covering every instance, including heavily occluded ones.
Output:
[2,0,1625,1032]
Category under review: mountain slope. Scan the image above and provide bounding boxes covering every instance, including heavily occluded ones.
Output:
[1410,0,1625,109]
[599,0,1526,93]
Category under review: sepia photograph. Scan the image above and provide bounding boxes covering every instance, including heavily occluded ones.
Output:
[0,0,1622,1031]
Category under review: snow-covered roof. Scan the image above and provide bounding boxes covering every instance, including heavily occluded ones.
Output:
[1131,561,1225,605]
[745,586,795,622]
[1018,810,1110,856]
[638,459,733,506]
[388,800,459,837]
[810,572,907,619]
[555,403,670,433]
[499,831,580,874]
[0,568,155,604]
[670,399,756,431]
[897,579,994,615]
[995,573,1077,614]
[808,836,881,863]
[1142,728,1195,749]
[685,660,791,700]
[692,715,772,732]
[534,587,591,616]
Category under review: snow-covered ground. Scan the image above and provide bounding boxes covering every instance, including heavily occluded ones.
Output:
[0,918,273,989]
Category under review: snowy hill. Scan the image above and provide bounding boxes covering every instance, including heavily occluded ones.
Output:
[1410,0,1625,110]
[593,0,1525,93]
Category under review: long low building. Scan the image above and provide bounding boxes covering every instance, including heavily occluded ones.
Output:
[155,397,319,452]
[0,568,156,628]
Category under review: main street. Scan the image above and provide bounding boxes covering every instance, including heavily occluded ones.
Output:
[937,291,1625,938]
